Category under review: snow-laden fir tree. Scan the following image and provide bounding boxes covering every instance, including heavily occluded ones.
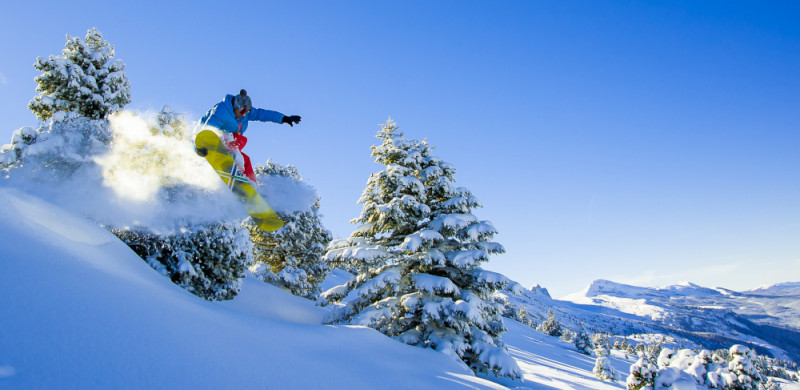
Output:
[3,28,126,175]
[152,105,189,139]
[323,120,521,380]
[29,28,131,121]
[537,309,563,337]
[411,132,521,379]
[574,328,594,355]
[513,304,535,327]
[109,222,253,301]
[324,119,430,275]
[728,345,762,390]
[322,119,434,308]
[592,332,612,352]
[247,161,332,299]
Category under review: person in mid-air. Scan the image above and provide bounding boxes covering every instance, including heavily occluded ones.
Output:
[199,89,301,183]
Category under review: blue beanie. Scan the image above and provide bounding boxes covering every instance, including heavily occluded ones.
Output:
[233,89,252,113]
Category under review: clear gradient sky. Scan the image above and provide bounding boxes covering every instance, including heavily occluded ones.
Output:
[2,1,798,298]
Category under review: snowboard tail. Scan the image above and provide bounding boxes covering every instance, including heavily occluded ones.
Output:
[195,130,284,231]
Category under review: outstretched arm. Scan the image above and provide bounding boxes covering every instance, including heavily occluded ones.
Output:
[249,108,301,126]
[248,108,285,124]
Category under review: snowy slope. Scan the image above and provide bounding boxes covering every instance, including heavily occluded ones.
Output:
[0,187,505,389]
[2,185,664,390]
[2,186,799,389]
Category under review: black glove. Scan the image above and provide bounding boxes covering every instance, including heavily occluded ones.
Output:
[282,115,301,127]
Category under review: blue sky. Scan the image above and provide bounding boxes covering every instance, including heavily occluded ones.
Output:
[2,1,798,298]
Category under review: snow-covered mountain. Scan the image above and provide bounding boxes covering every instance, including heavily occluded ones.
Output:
[567,279,800,330]
[554,279,800,361]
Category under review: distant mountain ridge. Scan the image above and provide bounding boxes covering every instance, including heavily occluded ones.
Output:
[496,278,800,363]
[568,279,800,330]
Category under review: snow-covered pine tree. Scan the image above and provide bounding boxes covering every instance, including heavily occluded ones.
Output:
[645,342,663,365]
[247,161,332,299]
[728,345,762,390]
[152,106,188,139]
[516,304,535,327]
[324,119,430,275]
[321,120,433,310]
[4,28,129,175]
[592,332,612,352]
[109,222,253,301]
[407,136,520,379]
[324,120,521,379]
[29,28,131,121]
[574,328,594,355]
[537,309,563,337]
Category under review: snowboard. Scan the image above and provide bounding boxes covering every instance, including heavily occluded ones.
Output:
[194,130,284,232]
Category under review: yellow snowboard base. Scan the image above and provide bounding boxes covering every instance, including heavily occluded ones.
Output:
[195,130,284,232]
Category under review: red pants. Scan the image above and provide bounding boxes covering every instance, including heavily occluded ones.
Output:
[223,133,257,183]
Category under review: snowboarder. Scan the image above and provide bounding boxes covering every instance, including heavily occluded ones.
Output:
[199,89,301,183]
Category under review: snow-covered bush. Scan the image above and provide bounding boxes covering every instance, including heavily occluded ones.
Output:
[29,28,131,121]
[595,356,616,381]
[247,161,332,299]
[628,356,658,390]
[1,115,111,181]
[109,222,253,301]
[323,120,521,380]
[629,344,769,390]
[761,377,781,390]
[0,127,38,167]
[658,347,677,368]
[687,350,713,386]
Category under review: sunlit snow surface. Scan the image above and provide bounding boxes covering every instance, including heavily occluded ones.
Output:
[1,187,798,389]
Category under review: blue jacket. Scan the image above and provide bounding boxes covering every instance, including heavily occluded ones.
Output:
[200,94,284,135]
